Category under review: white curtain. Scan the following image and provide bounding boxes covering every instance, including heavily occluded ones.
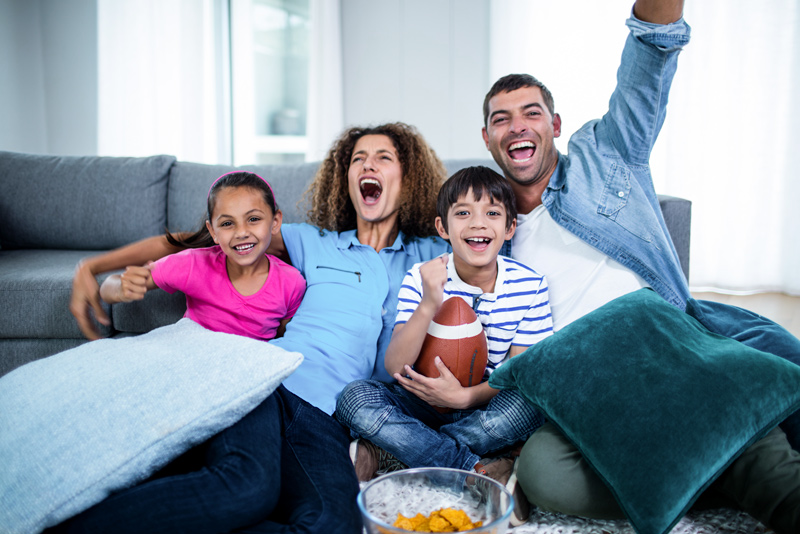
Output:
[97,0,225,163]
[489,0,800,295]
[305,0,343,162]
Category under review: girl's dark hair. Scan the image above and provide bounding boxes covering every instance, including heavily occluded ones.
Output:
[436,166,517,232]
[167,172,277,248]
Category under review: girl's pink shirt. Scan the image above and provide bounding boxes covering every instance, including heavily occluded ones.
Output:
[150,247,306,341]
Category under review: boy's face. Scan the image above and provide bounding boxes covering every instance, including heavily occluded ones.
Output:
[435,188,516,273]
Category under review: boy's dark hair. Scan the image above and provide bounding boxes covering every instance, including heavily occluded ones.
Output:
[167,172,277,249]
[437,166,517,232]
[483,74,555,126]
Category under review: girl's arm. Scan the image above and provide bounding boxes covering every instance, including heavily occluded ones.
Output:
[99,264,158,304]
[71,234,186,339]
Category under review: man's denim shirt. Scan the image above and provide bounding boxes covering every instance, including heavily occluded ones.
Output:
[504,15,692,311]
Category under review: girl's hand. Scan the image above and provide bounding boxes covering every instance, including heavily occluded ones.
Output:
[118,264,154,302]
[418,254,448,315]
[394,357,471,410]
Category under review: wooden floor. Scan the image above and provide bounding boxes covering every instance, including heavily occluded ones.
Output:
[691,291,800,339]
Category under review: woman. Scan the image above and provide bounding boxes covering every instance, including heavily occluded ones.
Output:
[59,123,450,534]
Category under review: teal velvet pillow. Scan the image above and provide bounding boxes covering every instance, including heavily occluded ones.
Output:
[489,288,800,534]
[0,319,303,534]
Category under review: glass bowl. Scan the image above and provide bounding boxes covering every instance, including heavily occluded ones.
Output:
[358,467,513,533]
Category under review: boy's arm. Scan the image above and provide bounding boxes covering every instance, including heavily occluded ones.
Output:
[384,255,448,377]
[396,360,498,410]
[99,264,158,304]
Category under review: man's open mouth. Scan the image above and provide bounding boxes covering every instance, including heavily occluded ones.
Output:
[360,178,382,204]
[507,141,535,162]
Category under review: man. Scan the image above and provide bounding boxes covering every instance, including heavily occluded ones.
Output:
[481,0,800,532]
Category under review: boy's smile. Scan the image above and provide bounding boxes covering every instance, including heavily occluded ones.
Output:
[435,188,516,289]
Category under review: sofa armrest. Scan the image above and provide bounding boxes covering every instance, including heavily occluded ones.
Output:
[657,194,691,281]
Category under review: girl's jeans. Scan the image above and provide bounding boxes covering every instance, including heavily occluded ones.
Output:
[335,379,544,472]
[48,386,362,534]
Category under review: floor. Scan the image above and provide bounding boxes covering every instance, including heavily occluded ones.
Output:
[691,291,800,338]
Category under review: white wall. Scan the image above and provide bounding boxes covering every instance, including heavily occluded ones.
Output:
[341,0,491,160]
[0,0,97,156]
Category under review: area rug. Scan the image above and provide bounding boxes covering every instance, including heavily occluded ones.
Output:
[511,507,771,534]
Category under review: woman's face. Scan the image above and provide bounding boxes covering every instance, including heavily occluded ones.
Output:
[347,134,404,225]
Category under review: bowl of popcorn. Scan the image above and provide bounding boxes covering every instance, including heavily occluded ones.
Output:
[358,467,513,533]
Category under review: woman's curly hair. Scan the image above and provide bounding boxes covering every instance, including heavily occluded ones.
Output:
[303,122,446,239]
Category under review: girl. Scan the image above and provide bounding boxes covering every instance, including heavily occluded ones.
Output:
[100,171,306,341]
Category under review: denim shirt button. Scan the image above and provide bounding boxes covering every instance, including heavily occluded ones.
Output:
[618,191,625,197]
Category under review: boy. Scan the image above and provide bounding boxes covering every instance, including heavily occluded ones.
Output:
[335,166,553,525]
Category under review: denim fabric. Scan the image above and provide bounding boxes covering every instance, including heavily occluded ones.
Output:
[336,379,544,472]
[47,387,362,534]
[507,16,692,311]
[686,298,800,450]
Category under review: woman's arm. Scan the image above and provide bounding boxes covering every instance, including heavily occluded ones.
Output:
[70,234,186,339]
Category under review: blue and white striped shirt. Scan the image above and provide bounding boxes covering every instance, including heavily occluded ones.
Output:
[395,253,553,377]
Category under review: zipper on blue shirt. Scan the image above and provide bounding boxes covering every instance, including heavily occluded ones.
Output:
[317,265,361,282]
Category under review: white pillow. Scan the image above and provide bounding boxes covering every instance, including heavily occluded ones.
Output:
[0,318,303,534]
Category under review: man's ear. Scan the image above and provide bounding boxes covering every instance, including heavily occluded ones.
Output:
[434,216,449,240]
[481,127,490,149]
[505,216,517,241]
[205,220,218,243]
[553,113,562,138]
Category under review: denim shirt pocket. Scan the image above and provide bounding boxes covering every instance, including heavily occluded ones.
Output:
[598,162,631,219]
[597,162,655,243]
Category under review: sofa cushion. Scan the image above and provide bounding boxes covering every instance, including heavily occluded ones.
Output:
[0,318,303,534]
[166,161,320,232]
[488,288,800,534]
[0,151,174,250]
[0,250,113,339]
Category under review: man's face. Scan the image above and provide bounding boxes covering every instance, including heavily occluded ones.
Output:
[482,86,562,188]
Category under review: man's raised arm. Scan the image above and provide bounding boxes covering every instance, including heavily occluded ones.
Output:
[633,0,684,24]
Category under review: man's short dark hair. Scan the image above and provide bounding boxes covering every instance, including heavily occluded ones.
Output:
[483,74,555,126]
[437,166,517,232]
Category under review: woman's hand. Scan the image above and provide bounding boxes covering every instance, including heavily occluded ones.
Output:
[394,357,471,410]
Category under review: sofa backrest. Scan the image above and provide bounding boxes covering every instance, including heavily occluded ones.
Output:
[0,151,175,250]
[166,161,320,232]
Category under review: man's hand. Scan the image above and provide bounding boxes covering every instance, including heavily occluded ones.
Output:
[69,261,109,340]
[394,357,471,410]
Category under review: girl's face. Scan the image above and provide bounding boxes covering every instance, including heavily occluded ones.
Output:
[205,186,281,271]
[347,134,404,225]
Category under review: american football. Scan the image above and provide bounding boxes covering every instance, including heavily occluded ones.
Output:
[415,296,488,388]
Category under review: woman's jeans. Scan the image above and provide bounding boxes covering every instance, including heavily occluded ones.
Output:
[335,379,544,471]
[48,386,362,534]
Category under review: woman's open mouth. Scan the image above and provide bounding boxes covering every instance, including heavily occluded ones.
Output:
[360,178,383,205]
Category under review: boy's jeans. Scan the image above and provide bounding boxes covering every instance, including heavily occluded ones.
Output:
[336,379,544,472]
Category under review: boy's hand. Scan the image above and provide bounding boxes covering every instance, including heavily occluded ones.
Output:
[418,254,448,314]
[394,357,471,410]
[117,264,154,302]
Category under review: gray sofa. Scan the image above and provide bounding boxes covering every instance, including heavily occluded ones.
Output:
[0,149,691,377]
